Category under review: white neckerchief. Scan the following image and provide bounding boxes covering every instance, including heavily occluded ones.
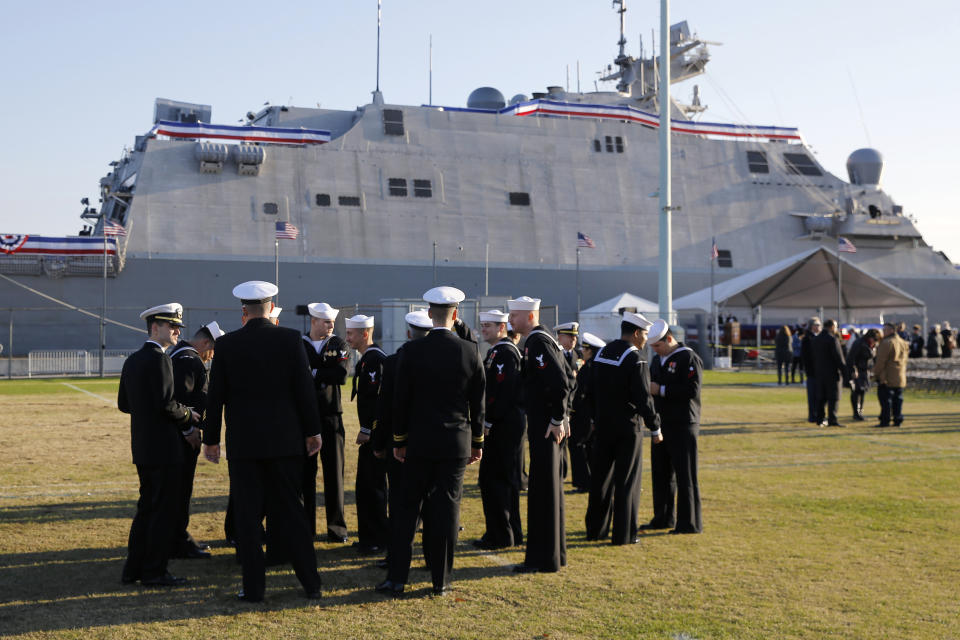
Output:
[594,343,639,367]
[364,346,387,358]
[169,343,198,359]
[658,345,692,366]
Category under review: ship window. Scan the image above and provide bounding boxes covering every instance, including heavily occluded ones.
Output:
[593,139,602,152]
[746,151,769,174]
[605,136,614,153]
[388,178,408,197]
[413,179,432,198]
[338,195,362,207]
[262,202,279,215]
[615,136,624,153]
[315,193,331,207]
[509,192,531,206]
[783,153,822,176]
[717,249,733,268]
[383,109,404,136]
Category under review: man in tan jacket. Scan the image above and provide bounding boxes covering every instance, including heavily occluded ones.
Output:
[872,322,909,427]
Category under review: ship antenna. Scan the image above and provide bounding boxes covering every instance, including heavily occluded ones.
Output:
[373,0,384,105]
[614,0,627,60]
[429,34,433,106]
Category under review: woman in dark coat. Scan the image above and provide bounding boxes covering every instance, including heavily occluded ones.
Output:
[927,326,943,358]
[775,325,792,385]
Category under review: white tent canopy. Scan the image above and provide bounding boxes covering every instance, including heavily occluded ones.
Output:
[674,246,926,318]
[578,292,659,342]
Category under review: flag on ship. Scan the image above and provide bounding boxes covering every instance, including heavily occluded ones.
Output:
[276,221,299,240]
[577,232,596,249]
[104,220,127,237]
[838,237,857,253]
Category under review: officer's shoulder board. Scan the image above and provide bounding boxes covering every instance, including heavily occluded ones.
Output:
[594,344,638,367]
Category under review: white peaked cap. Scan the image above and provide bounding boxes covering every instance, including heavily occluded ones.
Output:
[555,321,579,335]
[405,309,433,329]
[479,309,508,323]
[648,319,670,343]
[204,320,226,338]
[581,332,606,349]
[622,311,652,330]
[139,303,184,325]
[423,286,465,305]
[268,307,282,319]
[307,302,338,320]
[507,296,541,311]
[232,281,278,302]
[345,314,375,329]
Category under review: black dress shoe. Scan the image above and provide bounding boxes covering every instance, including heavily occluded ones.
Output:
[873,423,890,428]
[828,422,845,428]
[120,574,139,585]
[196,542,210,551]
[236,590,263,603]
[353,544,383,555]
[512,564,539,574]
[305,588,322,600]
[326,533,349,543]
[472,538,506,550]
[142,573,187,587]
[639,520,673,531]
[375,558,389,569]
[375,580,404,595]
[182,547,212,559]
[431,585,450,596]
[669,528,701,535]
[852,414,865,421]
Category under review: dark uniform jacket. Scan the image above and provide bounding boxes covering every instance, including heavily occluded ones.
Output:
[909,333,925,358]
[483,339,524,429]
[169,341,208,427]
[373,351,400,453]
[649,343,703,426]
[813,331,846,383]
[204,318,321,459]
[352,344,387,435]
[303,333,349,416]
[845,338,875,390]
[800,332,818,375]
[590,339,661,433]
[570,356,595,433]
[521,327,573,424]
[393,328,485,459]
[118,341,194,465]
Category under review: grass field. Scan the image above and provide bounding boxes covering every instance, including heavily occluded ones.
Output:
[1,372,958,639]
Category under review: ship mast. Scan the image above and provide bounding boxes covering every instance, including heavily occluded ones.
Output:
[658,0,675,324]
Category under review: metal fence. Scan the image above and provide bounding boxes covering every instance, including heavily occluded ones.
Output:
[27,349,135,377]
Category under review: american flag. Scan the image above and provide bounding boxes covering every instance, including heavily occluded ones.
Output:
[275,221,299,240]
[710,237,719,260]
[838,237,857,253]
[103,220,127,237]
[577,232,596,249]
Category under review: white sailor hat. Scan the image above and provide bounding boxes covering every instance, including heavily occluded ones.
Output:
[423,286,465,306]
[479,309,509,323]
[268,307,282,319]
[555,321,579,336]
[581,332,606,349]
[405,309,433,329]
[345,314,374,329]
[139,303,184,326]
[507,296,541,311]
[203,320,225,338]
[648,319,670,343]
[307,302,338,320]
[622,311,652,330]
[507,322,514,332]
[232,281,278,303]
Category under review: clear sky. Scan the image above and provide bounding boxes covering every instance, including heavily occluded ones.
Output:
[2,1,958,262]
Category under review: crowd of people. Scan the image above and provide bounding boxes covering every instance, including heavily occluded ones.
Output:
[116,281,703,601]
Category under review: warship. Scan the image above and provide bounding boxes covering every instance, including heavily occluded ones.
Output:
[2,4,958,355]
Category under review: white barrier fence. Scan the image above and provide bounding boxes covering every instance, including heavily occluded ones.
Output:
[27,350,135,377]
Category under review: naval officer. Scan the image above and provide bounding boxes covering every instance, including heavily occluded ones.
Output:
[585,313,661,545]
[389,287,485,596]
[475,309,525,550]
[302,301,350,542]
[375,310,433,593]
[204,281,323,602]
[648,319,703,534]
[168,320,225,560]
[569,331,606,494]
[118,303,200,586]
[345,314,389,554]
[509,296,573,574]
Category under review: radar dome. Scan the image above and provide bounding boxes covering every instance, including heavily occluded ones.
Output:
[509,94,529,105]
[846,148,883,186]
[467,87,506,110]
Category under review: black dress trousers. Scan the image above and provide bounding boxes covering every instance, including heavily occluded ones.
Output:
[649,437,677,528]
[317,414,348,539]
[229,456,320,600]
[523,415,566,572]
[124,463,182,581]
[171,437,200,554]
[355,442,389,548]
[478,421,524,547]
[662,423,702,533]
[585,428,643,544]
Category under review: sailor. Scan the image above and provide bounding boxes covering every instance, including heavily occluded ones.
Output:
[474,309,525,550]
[345,314,389,554]
[585,313,661,544]
[800,318,822,423]
[268,306,282,324]
[813,319,847,427]
[203,281,322,602]
[118,303,200,586]
[302,301,350,543]
[648,320,703,534]
[509,296,573,573]
[554,321,580,483]
[388,287,485,596]
[168,320,225,560]
[570,331,606,494]
[375,310,433,595]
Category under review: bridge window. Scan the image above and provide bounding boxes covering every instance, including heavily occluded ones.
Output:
[338,195,361,207]
[509,192,530,206]
[593,139,602,152]
[388,178,408,197]
[315,193,331,207]
[383,109,404,136]
[413,179,433,198]
[783,153,822,176]
[262,202,278,215]
[746,151,769,174]
[615,136,624,153]
[717,249,733,268]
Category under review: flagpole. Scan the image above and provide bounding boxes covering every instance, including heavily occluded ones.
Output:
[100,230,106,378]
[275,238,280,306]
[710,236,716,364]
[484,242,489,296]
[576,246,581,316]
[837,251,842,325]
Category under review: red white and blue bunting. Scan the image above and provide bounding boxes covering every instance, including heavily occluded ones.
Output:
[0,235,117,256]
[154,121,331,145]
